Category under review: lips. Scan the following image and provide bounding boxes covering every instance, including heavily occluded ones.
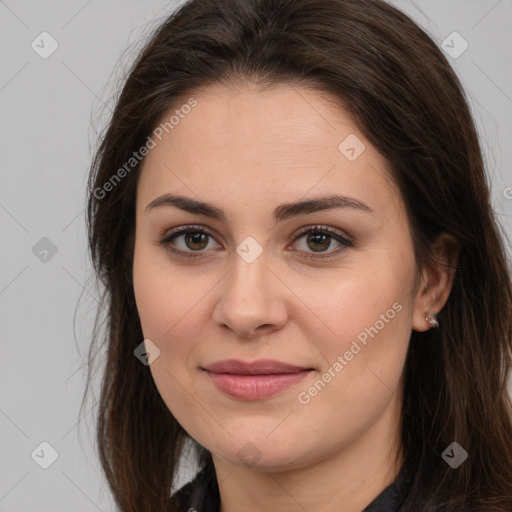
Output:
[201,359,314,400]
[203,359,311,374]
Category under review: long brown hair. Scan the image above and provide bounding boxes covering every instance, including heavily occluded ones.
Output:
[85,0,512,510]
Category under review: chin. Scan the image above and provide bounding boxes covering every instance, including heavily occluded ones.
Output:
[200,425,317,471]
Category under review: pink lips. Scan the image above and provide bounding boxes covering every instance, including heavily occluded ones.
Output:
[201,359,313,400]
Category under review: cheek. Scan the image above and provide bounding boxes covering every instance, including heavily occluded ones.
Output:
[133,241,207,342]
[306,244,416,394]
[292,272,413,453]
[317,257,413,341]
[311,288,411,397]
[132,248,210,434]
[132,245,218,393]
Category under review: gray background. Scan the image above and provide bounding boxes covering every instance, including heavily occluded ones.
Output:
[1,1,511,510]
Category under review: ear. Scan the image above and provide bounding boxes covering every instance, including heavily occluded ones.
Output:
[412,233,460,332]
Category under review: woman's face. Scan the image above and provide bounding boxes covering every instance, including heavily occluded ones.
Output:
[133,83,428,472]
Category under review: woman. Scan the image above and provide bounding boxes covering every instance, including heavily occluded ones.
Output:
[85,0,512,510]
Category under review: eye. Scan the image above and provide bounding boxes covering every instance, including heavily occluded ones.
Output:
[159,225,221,258]
[289,225,353,260]
[159,224,353,259]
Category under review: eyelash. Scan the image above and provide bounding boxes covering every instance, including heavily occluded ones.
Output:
[159,224,354,260]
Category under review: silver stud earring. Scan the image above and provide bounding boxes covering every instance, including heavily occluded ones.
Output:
[425,312,439,328]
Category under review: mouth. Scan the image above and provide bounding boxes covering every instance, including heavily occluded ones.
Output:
[201,359,315,400]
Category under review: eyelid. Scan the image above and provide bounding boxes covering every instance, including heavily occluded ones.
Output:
[159,223,353,259]
[291,224,351,242]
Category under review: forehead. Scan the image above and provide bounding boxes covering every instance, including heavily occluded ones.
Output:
[136,82,402,223]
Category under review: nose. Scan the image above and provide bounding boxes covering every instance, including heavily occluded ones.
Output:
[212,249,289,339]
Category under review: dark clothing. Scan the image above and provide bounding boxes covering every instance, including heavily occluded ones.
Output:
[173,458,415,511]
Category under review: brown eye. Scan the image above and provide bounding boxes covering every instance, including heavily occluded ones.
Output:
[305,232,333,252]
[182,232,210,251]
[290,226,353,260]
[160,226,220,258]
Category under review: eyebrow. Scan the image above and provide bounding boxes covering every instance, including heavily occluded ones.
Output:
[145,193,374,223]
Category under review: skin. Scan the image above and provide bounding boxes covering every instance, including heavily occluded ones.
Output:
[132,82,457,512]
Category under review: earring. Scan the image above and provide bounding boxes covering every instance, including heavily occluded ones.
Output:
[425,312,439,328]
